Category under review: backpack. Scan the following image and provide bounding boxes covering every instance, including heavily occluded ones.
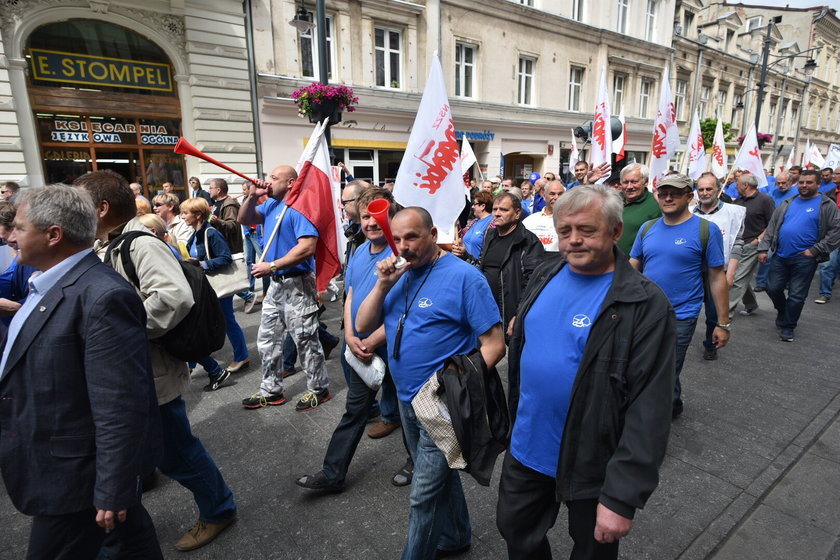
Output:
[104,231,226,362]
[639,216,710,269]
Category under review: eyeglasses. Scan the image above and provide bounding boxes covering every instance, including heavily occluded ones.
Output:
[153,202,165,207]
[341,198,356,205]
[658,190,688,199]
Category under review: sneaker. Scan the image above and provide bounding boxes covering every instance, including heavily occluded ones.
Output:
[242,392,286,409]
[244,295,259,314]
[227,359,250,373]
[368,420,400,439]
[815,294,831,304]
[204,369,231,392]
[174,517,236,551]
[780,328,795,342]
[295,388,331,412]
[392,459,414,487]
[672,401,684,420]
[703,347,718,361]
[739,307,758,316]
[295,471,343,493]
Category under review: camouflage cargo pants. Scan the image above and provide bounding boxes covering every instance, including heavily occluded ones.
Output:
[257,273,328,396]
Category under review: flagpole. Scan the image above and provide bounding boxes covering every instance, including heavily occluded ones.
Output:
[258,205,288,263]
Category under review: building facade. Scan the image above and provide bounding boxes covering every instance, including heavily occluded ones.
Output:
[0,0,258,197]
[253,0,677,184]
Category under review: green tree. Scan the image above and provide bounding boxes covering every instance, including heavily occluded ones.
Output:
[700,118,733,149]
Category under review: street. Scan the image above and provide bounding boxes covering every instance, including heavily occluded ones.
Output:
[1,277,840,559]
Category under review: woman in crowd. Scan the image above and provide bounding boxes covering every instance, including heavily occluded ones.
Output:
[181,198,250,390]
[453,190,494,261]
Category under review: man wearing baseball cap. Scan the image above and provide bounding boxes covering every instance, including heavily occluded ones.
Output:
[629,174,730,419]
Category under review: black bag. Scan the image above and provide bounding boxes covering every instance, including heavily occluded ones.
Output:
[104,231,226,362]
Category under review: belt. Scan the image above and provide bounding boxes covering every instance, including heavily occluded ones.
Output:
[271,270,308,281]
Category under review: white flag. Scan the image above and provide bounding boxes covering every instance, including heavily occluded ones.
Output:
[784,145,796,171]
[827,144,840,168]
[649,67,680,188]
[591,68,612,183]
[807,142,826,169]
[460,136,477,176]
[393,55,462,240]
[686,109,707,180]
[711,118,727,179]
[734,123,768,189]
[569,129,580,171]
[612,111,627,161]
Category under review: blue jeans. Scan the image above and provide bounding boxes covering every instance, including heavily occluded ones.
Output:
[322,344,401,484]
[818,248,840,296]
[398,400,471,560]
[674,316,698,406]
[282,324,338,371]
[767,253,819,330]
[158,396,237,523]
[755,261,770,288]
[243,230,270,294]
[703,283,718,351]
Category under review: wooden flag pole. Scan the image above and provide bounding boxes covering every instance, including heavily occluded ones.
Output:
[257,204,289,264]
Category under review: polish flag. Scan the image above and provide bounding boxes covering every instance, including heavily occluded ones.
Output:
[394,54,462,240]
[287,119,341,293]
[612,111,627,162]
[806,141,826,169]
[649,67,680,188]
[733,123,768,189]
[711,118,727,179]
[569,129,580,170]
[686,108,707,180]
[591,68,612,183]
[460,136,479,198]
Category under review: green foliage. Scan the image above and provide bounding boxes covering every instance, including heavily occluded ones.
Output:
[699,118,733,149]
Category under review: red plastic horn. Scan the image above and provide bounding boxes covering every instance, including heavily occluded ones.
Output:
[366,199,399,255]
[174,137,260,184]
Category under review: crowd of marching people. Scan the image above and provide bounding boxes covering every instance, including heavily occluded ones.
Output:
[0,157,839,560]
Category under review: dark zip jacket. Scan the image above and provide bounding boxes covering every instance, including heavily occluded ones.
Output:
[507,248,675,519]
[479,224,544,328]
[757,193,840,262]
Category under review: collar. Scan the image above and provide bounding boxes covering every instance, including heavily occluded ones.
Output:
[624,189,650,206]
[693,200,724,215]
[29,249,92,296]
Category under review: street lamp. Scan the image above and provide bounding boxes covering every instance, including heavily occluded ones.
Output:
[792,58,818,166]
[288,3,315,34]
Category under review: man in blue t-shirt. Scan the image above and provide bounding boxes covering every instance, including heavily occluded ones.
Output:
[238,165,330,412]
[630,174,730,419]
[296,188,412,492]
[758,169,840,341]
[498,184,675,560]
[819,167,837,201]
[356,207,505,560]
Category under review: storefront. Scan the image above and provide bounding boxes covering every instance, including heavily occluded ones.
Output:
[25,20,186,198]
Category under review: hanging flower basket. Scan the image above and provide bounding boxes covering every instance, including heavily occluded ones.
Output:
[291,83,359,125]
[737,133,773,149]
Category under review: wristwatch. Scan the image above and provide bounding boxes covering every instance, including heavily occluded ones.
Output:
[269,261,278,273]
[716,323,732,331]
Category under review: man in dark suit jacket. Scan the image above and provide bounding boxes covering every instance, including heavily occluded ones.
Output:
[0,185,163,559]
[189,176,213,203]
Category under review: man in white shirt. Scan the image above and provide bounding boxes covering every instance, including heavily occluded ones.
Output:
[523,180,565,252]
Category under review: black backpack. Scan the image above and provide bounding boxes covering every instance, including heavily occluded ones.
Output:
[104,230,226,362]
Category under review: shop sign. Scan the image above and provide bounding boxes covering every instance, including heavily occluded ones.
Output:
[46,119,178,145]
[30,49,173,92]
[455,130,495,142]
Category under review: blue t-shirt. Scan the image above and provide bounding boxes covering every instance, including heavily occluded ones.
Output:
[464,214,493,259]
[725,182,739,200]
[567,181,581,189]
[510,266,614,477]
[630,215,725,319]
[257,198,318,274]
[346,240,393,337]
[819,182,837,196]
[777,196,821,258]
[383,253,500,403]
[770,187,797,207]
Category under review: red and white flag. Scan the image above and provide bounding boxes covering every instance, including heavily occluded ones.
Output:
[612,111,627,162]
[784,145,796,171]
[734,123,768,189]
[287,119,341,293]
[394,54,462,240]
[591,68,612,183]
[569,129,580,170]
[686,108,707,180]
[711,118,727,179]
[460,136,477,176]
[649,67,680,188]
[806,141,826,169]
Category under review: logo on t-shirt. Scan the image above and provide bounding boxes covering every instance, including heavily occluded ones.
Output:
[674,238,687,245]
[806,207,815,213]
[418,297,433,308]
[572,314,591,328]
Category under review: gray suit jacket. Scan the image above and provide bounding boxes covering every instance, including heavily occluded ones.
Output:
[0,252,161,516]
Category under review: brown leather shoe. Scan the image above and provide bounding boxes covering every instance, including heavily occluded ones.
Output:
[174,517,236,551]
[367,420,400,439]
[227,359,250,373]
[282,368,298,378]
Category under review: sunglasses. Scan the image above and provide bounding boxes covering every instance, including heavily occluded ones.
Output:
[153,202,165,207]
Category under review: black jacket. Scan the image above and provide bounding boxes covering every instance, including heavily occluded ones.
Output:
[479,224,544,327]
[507,249,675,519]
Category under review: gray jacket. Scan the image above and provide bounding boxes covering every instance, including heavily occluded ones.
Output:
[757,194,840,262]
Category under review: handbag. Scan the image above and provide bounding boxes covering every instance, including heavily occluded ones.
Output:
[411,372,467,470]
[343,345,386,390]
[203,227,251,298]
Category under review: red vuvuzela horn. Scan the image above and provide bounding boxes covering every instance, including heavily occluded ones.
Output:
[174,137,260,184]
[366,199,399,255]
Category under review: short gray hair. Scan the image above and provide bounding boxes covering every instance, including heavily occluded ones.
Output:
[495,192,522,212]
[553,184,624,232]
[739,173,759,190]
[17,185,97,247]
[620,162,650,184]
